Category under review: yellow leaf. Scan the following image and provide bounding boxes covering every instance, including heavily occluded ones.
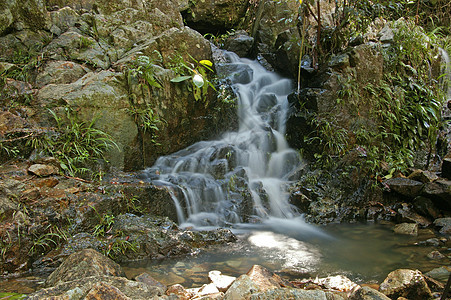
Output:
[299,0,302,4]
[199,60,213,67]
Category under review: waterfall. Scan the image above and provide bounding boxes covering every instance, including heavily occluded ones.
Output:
[439,47,451,101]
[142,51,313,233]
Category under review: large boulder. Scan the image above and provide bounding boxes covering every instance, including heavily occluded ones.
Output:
[379,269,433,300]
[0,0,49,35]
[45,248,124,287]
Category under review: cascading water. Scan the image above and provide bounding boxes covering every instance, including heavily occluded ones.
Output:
[142,51,320,236]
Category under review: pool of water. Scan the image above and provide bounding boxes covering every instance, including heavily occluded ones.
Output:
[122,222,450,288]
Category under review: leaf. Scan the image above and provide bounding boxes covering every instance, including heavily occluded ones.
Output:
[170,76,192,83]
[199,60,213,67]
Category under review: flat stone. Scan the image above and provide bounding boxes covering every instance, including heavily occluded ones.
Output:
[135,273,166,291]
[385,177,423,198]
[379,269,432,300]
[408,169,439,183]
[394,223,418,236]
[318,275,359,292]
[248,288,329,300]
[349,286,390,300]
[208,270,236,292]
[84,282,131,300]
[198,283,220,296]
[434,217,451,228]
[425,266,451,282]
[427,251,446,260]
[28,164,59,177]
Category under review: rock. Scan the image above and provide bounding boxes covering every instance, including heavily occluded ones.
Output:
[135,273,167,291]
[394,223,418,236]
[379,269,433,300]
[422,180,451,211]
[182,0,248,31]
[385,177,424,198]
[434,217,451,228]
[246,265,287,291]
[208,270,236,292]
[84,282,131,300]
[425,266,451,282]
[408,169,439,183]
[413,196,441,220]
[442,158,451,180]
[167,284,191,299]
[28,275,164,300]
[427,250,446,260]
[198,283,220,296]
[329,54,350,69]
[248,288,330,300]
[28,164,59,177]
[318,275,359,292]
[379,25,395,43]
[434,218,451,235]
[35,60,89,88]
[223,30,254,58]
[349,286,391,300]
[0,0,49,35]
[397,203,432,227]
[223,275,261,300]
[45,249,124,287]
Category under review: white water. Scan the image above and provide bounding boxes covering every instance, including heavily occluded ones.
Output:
[142,52,323,236]
[439,47,451,101]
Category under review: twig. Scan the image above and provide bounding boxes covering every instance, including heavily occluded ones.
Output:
[63,175,91,183]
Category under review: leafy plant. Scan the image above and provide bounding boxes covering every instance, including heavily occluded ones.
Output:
[28,225,68,256]
[93,213,115,237]
[28,108,118,180]
[103,237,139,259]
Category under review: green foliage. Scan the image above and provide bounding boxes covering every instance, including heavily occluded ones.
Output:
[29,108,117,180]
[93,212,115,237]
[305,19,446,180]
[125,55,163,144]
[0,293,26,299]
[103,237,139,260]
[28,225,68,256]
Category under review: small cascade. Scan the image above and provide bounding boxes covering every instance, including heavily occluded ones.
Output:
[142,52,312,231]
[439,47,451,102]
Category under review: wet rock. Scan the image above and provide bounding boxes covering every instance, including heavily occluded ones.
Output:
[385,177,423,198]
[408,169,439,183]
[84,282,130,300]
[413,196,441,220]
[425,266,451,282]
[397,203,431,227]
[45,249,124,287]
[246,265,289,291]
[318,275,359,292]
[442,158,451,180]
[428,250,446,260]
[349,286,390,300]
[28,164,59,177]
[224,30,254,58]
[28,275,164,300]
[208,270,236,292]
[198,283,220,296]
[434,217,451,234]
[223,275,261,300]
[379,269,432,300]
[394,223,418,236]
[422,180,451,211]
[135,273,167,291]
[248,288,330,300]
[167,284,191,299]
[0,0,48,35]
